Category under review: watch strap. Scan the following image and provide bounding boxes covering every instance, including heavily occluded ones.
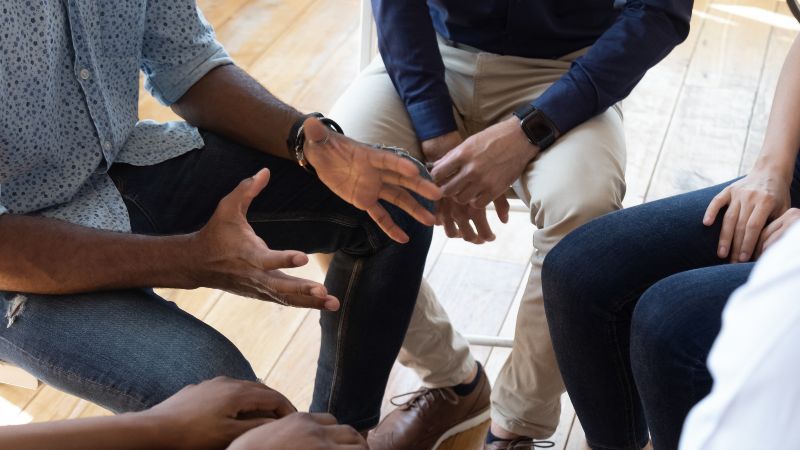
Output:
[286,113,344,173]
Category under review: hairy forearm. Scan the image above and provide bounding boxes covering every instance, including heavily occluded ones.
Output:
[756,35,800,180]
[172,64,302,159]
[0,413,167,450]
[0,215,196,294]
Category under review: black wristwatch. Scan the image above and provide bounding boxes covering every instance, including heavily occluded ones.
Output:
[512,104,559,151]
[286,112,344,173]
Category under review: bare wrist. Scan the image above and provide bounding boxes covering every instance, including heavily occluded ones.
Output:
[167,233,204,290]
[753,155,795,185]
[123,411,175,450]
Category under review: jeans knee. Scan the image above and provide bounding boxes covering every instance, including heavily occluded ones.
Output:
[630,279,685,362]
[542,223,602,315]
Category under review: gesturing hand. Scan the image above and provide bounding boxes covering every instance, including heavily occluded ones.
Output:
[437,196,510,244]
[227,412,367,450]
[142,377,296,450]
[190,169,340,311]
[303,118,442,243]
[431,117,537,209]
[703,170,791,262]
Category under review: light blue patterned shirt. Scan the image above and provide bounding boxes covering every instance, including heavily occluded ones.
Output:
[0,0,231,231]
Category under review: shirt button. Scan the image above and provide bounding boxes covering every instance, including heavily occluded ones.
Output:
[79,68,91,80]
[102,141,112,151]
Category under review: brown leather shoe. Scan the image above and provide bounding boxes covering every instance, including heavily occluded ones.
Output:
[483,437,555,449]
[368,364,491,450]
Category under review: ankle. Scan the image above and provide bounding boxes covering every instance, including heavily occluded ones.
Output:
[452,362,483,396]
[461,362,480,385]
[489,422,520,441]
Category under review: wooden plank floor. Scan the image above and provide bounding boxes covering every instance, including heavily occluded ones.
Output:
[1,1,798,449]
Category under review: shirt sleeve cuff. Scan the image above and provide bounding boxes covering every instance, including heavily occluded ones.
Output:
[145,45,233,106]
[406,96,458,141]
[532,62,599,136]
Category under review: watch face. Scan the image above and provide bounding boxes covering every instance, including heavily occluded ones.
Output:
[522,112,553,142]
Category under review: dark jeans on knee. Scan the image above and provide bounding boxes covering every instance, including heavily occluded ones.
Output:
[0,131,432,430]
[542,156,800,450]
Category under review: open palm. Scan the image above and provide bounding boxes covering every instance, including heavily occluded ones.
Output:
[303,118,441,243]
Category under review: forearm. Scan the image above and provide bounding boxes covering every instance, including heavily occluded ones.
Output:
[755,35,800,180]
[0,214,196,294]
[0,413,167,450]
[373,0,456,141]
[533,0,692,135]
[171,64,301,159]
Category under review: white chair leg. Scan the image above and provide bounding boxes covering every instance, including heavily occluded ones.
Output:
[358,0,375,71]
[0,361,38,390]
[463,334,514,348]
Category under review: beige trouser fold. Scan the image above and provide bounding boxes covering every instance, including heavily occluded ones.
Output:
[329,39,626,438]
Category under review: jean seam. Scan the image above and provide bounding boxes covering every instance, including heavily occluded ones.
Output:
[327,257,364,418]
[120,193,159,232]
[0,335,148,410]
[248,215,360,228]
[608,321,639,450]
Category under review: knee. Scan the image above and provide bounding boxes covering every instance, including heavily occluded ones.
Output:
[542,218,614,316]
[127,336,257,411]
[536,177,625,235]
[630,277,695,366]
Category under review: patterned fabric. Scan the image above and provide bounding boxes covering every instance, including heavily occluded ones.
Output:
[0,0,231,231]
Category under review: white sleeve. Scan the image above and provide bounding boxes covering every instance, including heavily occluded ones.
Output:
[680,222,800,450]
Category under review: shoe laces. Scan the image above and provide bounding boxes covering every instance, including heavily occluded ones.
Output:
[500,437,556,449]
[390,386,460,412]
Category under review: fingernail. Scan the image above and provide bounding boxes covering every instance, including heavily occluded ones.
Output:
[324,299,340,311]
[739,252,748,262]
[718,246,726,257]
[311,286,326,297]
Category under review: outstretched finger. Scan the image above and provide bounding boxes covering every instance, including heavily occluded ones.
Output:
[380,171,442,202]
[738,203,770,263]
[368,147,420,178]
[379,186,435,226]
[261,249,310,271]
[704,188,731,226]
[231,169,271,216]
[261,272,339,311]
[367,202,410,243]
[730,202,755,263]
[493,196,510,223]
[471,207,496,242]
[717,201,740,259]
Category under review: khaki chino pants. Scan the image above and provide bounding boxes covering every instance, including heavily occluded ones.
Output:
[329,39,626,438]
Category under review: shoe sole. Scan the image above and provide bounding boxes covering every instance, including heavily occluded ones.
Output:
[431,406,491,450]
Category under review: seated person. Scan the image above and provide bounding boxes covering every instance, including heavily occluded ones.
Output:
[680,220,800,449]
[328,0,692,448]
[0,0,439,433]
[0,377,368,450]
[541,34,800,450]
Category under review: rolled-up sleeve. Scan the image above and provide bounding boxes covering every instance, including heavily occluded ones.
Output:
[373,0,457,141]
[140,1,233,106]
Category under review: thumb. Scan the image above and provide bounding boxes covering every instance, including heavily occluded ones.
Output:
[304,117,330,146]
[232,169,271,216]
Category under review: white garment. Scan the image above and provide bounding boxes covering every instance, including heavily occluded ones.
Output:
[680,222,800,449]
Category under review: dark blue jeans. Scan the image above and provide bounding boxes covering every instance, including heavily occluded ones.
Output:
[542,157,800,450]
[0,131,432,431]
